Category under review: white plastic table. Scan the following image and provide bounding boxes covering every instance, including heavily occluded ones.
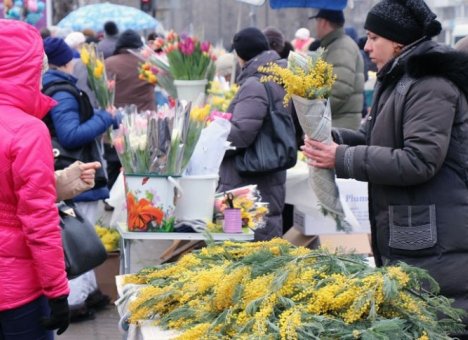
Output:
[116,224,254,274]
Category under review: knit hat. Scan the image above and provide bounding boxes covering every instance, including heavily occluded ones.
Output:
[364,0,442,45]
[43,37,74,67]
[232,27,270,61]
[114,29,143,53]
[263,27,285,54]
[309,10,345,25]
[64,31,86,49]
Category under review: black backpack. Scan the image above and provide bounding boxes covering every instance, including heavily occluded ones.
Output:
[42,81,108,188]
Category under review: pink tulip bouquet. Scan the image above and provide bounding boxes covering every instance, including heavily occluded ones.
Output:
[161,31,216,81]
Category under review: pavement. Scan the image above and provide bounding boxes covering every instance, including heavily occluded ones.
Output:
[59,306,122,340]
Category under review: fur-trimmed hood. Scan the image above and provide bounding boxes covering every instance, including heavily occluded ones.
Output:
[378,40,468,96]
[406,42,468,95]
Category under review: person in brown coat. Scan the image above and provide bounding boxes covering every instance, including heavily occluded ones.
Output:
[104,29,156,191]
[105,29,156,112]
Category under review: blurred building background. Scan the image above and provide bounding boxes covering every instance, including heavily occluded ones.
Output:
[52,0,468,47]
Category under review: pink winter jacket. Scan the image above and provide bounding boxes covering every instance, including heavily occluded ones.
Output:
[0,20,69,311]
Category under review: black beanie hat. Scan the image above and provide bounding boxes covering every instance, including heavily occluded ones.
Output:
[364,0,442,45]
[232,27,270,61]
[114,29,143,54]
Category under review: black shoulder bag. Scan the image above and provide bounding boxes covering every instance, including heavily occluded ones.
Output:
[57,201,107,279]
[42,81,108,188]
[235,82,297,175]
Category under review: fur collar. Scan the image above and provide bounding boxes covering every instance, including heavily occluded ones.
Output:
[406,47,468,95]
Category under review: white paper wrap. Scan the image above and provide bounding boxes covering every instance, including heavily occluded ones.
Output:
[184,118,231,176]
[292,95,350,231]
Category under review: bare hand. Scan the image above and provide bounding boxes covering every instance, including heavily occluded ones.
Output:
[106,105,116,117]
[300,136,338,169]
[79,162,101,185]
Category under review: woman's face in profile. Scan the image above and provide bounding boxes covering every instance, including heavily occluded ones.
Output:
[364,31,402,71]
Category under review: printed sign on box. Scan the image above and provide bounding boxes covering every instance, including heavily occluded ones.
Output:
[293,179,370,235]
[337,179,370,231]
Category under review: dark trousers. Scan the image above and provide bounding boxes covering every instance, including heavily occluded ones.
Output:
[0,296,52,340]
[103,143,121,190]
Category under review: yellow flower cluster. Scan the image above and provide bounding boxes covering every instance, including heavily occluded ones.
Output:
[80,43,114,109]
[207,80,238,112]
[259,52,336,106]
[95,225,120,252]
[93,59,104,79]
[190,104,211,122]
[138,62,157,85]
[123,239,464,339]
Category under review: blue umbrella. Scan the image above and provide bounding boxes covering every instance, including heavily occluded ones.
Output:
[237,0,347,10]
[57,2,160,32]
[269,0,347,10]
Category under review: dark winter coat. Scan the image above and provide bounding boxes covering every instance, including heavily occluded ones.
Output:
[42,70,116,202]
[218,50,292,241]
[334,39,468,323]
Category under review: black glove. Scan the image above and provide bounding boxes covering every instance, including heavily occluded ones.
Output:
[41,296,70,335]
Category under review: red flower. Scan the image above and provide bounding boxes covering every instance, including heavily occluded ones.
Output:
[126,192,164,232]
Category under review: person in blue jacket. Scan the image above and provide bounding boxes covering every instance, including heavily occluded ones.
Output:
[43,37,118,320]
[43,37,117,222]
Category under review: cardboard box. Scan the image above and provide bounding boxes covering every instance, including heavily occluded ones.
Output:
[283,227,372,255]
[317,233,372,255]
[94,251,120,302]
[293,199,370,236]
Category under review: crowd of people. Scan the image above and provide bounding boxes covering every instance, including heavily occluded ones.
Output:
[2,0,468,338]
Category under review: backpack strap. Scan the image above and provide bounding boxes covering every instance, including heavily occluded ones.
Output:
[42,81,94,135]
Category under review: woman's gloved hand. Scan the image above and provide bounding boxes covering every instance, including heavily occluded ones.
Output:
[41,296,70,335]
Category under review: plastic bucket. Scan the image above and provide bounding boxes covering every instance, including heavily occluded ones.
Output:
[174,174,218,222]
[124,174,181,232]
[173,79,207,103]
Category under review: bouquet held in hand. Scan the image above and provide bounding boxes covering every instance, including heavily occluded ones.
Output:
[260,50,349,231]
[80,43,115,109]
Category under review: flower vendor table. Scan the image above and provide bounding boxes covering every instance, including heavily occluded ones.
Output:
[116,224,254,274]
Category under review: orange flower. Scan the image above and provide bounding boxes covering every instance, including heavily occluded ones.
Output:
[127,192,164,231]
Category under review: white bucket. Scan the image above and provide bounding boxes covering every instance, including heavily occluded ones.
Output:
[173,79,207,103]
[124,174,181,232]
[175,174,219,222]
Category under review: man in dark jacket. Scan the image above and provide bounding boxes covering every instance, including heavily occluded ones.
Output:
[303,0,468,333]
[310,10,364,129]
[218,27,295,241]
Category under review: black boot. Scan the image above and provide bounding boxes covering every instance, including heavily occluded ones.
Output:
[85,290,110,311]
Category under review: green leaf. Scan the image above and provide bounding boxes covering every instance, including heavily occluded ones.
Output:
[383,275,398,301]
[246,297,264,315]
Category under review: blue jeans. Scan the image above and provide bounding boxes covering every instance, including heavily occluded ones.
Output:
[0,296,53,340]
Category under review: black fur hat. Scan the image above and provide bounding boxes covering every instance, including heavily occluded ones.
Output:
[364,0,442,45]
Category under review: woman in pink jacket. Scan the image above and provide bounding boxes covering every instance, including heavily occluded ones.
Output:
[0,20,70,339]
